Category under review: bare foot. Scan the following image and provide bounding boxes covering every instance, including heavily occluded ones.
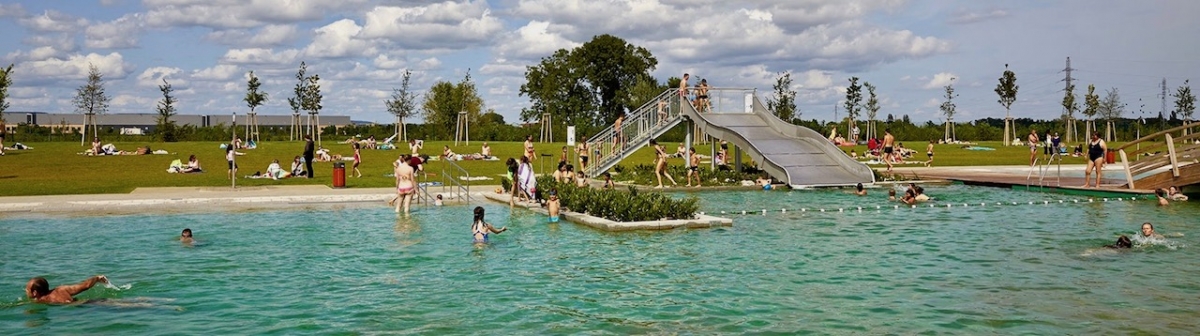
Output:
[654,185,663,189]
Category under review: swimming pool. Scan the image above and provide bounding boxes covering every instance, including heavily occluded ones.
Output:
[2,184,1198,334]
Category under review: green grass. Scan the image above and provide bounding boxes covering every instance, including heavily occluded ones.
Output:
[0,139,1128,197]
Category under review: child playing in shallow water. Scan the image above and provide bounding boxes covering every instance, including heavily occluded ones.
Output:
[547,192,560,223]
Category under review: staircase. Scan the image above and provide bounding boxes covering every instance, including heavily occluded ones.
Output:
[583,89,688,177]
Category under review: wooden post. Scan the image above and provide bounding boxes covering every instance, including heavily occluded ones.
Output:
[1166,134,1179,177]
[1119,149,1134,189]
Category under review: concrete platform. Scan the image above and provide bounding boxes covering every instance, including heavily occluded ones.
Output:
[886,164,1155,196]
[480,192,732,231]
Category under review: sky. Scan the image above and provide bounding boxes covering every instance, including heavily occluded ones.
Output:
[1,0,1199,125]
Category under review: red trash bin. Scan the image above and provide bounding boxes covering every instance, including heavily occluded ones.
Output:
[1105,150,1115,164]
[332,162,346,188]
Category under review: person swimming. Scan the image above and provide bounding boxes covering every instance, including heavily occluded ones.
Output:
[854,183,867,196]
[471,206,507,244]
[25,275,109,304]
[1140,222,1164,239]
[888,189,896,201]
[180,228,194,244]
[1104,235,1133,249]
[1155,188,1170,206]
[435,194,444,207]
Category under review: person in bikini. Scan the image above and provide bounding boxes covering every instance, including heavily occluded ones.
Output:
[882,129,895,172]
[393,154,416,214]
[471,206,507,244]
[651,139,678,188]
[25,275,110,304]
[1081,132,1107,188]
[686,147,701,187]
[352,142,363,178]
[1027,129,1040,166]
[524,135,536,161]
[577,140,589,170]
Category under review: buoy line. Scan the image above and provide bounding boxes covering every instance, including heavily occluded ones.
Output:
[697,196,1147,216]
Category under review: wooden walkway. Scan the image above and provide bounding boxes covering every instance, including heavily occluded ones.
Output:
[885,165,1156,196]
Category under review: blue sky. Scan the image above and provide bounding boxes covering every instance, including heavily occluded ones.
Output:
[2,0,1198,124]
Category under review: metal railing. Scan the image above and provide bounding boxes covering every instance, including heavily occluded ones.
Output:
[1026,149,1063,190]
[581,87,758,177]
[1117,121,1200,189]
[439,158,473,203]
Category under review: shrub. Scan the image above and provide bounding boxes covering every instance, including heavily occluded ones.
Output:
[537,176,698,222]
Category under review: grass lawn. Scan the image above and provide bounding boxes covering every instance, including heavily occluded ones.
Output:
[0,139,1126,197]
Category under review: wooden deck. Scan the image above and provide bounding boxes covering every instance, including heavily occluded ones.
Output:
[887,165,1156,196]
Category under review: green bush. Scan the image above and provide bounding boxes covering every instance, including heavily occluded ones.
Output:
[537,176,698,222]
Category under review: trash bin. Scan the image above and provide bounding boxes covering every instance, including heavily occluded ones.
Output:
[332,162,346,188]
[1106,149,1116,164]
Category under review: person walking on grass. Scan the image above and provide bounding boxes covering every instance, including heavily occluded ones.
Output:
[226,144,237,180]
[352,142,362,178]
[925,140,935,167]
[303,134,315,179]
[651,139,677,188]
[686,147,701,187]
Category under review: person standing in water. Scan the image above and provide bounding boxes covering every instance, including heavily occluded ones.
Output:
[1155,189,1170,206]
[471,206,507,244]
[180,228,194,244]
[547,192,561,223]
[394,154,416,214]
[854,183,867,196]
[25,275,109,304]
[1082,132,1107,188]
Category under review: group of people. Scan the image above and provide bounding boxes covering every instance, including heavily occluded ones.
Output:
[1155,186,1190,205]
[856,182,932,206]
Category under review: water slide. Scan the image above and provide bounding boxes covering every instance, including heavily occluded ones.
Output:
[680,96,875,188]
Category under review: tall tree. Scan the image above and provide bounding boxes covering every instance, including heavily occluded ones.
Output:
[940,77,958,142]
[385,69,419,141]
[863,82,880,139]
[1099,87,1125,142]
[767,72,797,122]
[423,71,483,134]
[1082,84,1100,137]
[843,76,862,141]
[287,62,308,141]
[73,64,109,145]
[1061,84,1079,142]
[1173,79,1196,135]
[520,34,656,130]
[0,63,12,122]
[303,71,323,144]
[627,74,667,112]
[994,64,1018,146]
[244,71,268,143]
[155,79,178,142]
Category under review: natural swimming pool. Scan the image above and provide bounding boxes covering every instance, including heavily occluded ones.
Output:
[2,184,1198,334]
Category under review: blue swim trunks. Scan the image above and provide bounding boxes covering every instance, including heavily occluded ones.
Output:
[549,216,560,223]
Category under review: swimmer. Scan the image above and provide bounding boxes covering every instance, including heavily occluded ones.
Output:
[547,192,561,223]
[914,186,930,202]
[435,194,444,207]
[854,183,867,196]
[471,206,507,243]
[901,189,917,205]
[888,189,896,201]
[25,275,109,304]
[180,228,193,244]
[1104,235,1133,249]
[1155,189,1169,206]
[1140,222,1164,239]
[1168,186,1189,201]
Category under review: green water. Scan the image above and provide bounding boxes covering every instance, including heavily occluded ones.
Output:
[2,185,1198,334]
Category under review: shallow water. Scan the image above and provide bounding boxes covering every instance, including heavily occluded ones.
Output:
[2,185,1198,334]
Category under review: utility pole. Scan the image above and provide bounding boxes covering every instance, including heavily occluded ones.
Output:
[1160,78,1168,126]
[1061,57,1076,143]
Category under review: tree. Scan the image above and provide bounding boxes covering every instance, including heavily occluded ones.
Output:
[0,63,12,121]
[940,77,958,142]
[767,72,797,122]
[423,71,483,135]
[1173,79,1196,135]
[244,71,268,143]
[1082,84,1100,137]
[154,79,178,142]
[863,82,880,140]
[843,76,862,141]
[1061,84,1079,142]
[73,64,109,145]
[287,62,308,141]
[994,64,1018,146]
[627,74,667,112]
[300,65,324,145]
[1098,87,1125,142]
[385,69,419,141]
[520,34,656,130]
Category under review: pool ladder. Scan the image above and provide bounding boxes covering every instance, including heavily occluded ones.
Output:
[1026,150,1063,191]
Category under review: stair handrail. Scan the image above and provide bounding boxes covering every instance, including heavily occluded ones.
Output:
[440,158,473,203]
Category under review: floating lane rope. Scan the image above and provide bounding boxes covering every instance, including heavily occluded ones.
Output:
[696,196,1149,216]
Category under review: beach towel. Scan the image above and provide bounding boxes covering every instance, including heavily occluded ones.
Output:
[167,159,184,173]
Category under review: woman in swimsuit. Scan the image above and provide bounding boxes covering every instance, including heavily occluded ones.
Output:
[1082,132,1106,188]
[651,139,677,188]
[577,140,589,169]
[471,206,507,244]
[524,135,536,161]
[394,154,416,214]
[695,79,709,112]
[352,142,362,178]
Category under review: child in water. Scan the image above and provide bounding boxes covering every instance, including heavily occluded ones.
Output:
[471,206,507,244]
[435,194,444,206]
[547,192,561,223]
[1155,188,1170,206]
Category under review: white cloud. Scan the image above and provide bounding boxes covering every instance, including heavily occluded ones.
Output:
[191,64,241,81]
[137,66,185,87]
[373,54,406,69]
[0,3,26,18]
[18,10,88,33]
[493,20,579,61]
[359,2,505,49]
[14,52,133,80]
[948,9,1010,25]
[111,94,155,107]
[796,70,834,89]
[923,72,957,89]
[85,14,145,49]
[220,48,300,66]
[303,19,377,59]
[141,0,362,29]
[206,24,299,47]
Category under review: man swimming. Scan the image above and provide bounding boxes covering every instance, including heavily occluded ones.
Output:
[26,275,109,304]
[1141,222,1164,239]
[1104,235,1133,249]
[180,228,194,244]
[1155,188,1170,206]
